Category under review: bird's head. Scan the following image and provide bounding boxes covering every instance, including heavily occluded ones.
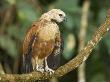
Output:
[40,9,66,23]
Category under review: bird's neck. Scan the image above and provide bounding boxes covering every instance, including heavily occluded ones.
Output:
[40,13,52,22]
[38,21,59,41]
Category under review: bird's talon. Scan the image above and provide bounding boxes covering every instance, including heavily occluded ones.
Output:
[36,69,44,73]
[45,67,54,74]
[35,66,44,73]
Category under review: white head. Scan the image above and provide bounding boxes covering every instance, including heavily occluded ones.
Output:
[40,9,66,23]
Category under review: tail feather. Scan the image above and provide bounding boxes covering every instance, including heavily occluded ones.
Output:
[21,35,36,73]
[21,53,33,73]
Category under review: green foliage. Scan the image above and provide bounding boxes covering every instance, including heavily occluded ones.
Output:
[17,0,39,22]
[55,0,80,12]
[0,35,17,58]
[6,0,16,5]
[90,73,107,82]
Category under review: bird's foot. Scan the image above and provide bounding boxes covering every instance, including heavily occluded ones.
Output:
[45,66,54,74]
[37,68,44,73]
[35,66,44,73]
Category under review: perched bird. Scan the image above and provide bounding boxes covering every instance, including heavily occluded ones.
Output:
[21,9,66,74]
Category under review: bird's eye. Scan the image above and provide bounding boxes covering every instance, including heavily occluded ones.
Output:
[59,14,63,17]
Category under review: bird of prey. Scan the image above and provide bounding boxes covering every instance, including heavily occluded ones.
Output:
[21,9,66,74]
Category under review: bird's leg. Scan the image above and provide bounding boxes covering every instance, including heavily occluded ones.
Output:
[37,64,44,73]
[44,57,54,74]
[32,57,36,70]
[35,64,44,73]
[34,58,44,73]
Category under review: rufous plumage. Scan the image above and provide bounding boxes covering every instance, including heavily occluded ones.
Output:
[21,9,66,74]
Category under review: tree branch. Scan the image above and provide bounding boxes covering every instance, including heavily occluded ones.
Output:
[0,9,110,82]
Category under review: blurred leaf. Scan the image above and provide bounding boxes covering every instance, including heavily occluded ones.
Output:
[6,0,16,5]
[91,73,107,82]
[63,33,76,60]
[7,25,26,40]
[98,9,107,24]
[55,0,81,12]
[7,25,19,38]
[0,35,17,58]
[17,0,39,22]
[38,0,57,6]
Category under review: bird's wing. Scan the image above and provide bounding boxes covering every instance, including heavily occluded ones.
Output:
[47,32,64,70]
[21,22,39,73]
[22,23,39,55]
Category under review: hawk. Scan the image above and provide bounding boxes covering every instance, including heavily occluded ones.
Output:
[21,9,66,74]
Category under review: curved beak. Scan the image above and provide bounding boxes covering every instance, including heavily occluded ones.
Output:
[64,17,67,22]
